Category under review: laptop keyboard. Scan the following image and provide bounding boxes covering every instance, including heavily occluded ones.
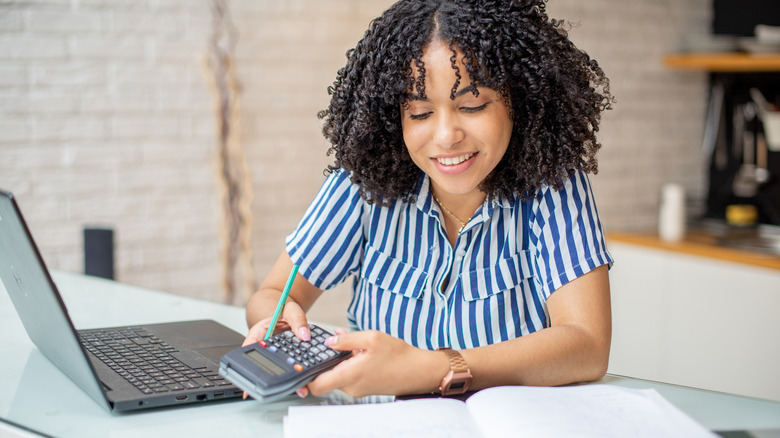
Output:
[79,327,233,395]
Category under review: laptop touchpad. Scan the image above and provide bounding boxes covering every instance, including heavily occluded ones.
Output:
[196,345,238,364]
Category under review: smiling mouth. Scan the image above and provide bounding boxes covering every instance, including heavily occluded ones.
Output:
[436,153,475,166]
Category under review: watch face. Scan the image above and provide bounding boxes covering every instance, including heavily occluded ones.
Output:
[440,370,472,395]
[449,381,467,391]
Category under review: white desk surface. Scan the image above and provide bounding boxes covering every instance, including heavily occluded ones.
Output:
[2,271,780,438]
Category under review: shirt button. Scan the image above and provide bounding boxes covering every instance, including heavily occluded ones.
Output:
[456,249,466,257]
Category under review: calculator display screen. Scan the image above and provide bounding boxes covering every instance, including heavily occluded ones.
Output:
[245,349,286,376]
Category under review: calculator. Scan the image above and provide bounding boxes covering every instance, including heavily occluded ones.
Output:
[219,324,351,403]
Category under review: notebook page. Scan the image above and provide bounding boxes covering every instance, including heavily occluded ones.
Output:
[284,398,483,438]
[464,385,717,438]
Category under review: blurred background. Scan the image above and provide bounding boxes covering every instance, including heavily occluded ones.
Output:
[1,0,777,327]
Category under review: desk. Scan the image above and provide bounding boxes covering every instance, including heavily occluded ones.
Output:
[2,271,780,437]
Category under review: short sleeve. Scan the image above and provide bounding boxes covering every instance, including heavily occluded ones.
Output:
[286,171,365,290]
[529,171,612,297]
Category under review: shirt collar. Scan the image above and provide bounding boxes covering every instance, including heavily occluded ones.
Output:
[415,173,434,213]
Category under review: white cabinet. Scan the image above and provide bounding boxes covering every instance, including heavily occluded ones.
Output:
[607,241,780,401]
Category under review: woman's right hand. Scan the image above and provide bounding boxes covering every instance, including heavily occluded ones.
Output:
[244,251,323,348]
[242,298,312,347]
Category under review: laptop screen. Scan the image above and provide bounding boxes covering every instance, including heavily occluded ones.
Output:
[0,190,109,409]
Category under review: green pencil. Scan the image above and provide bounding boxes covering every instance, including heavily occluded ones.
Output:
[263,264,299,340]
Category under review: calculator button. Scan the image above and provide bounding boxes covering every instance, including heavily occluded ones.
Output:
[286,357,296,365]
[268,345,278,352]
[325,350,337,358]
[293,364,303,372]
[318,352,329,360]
[257,340,267,347]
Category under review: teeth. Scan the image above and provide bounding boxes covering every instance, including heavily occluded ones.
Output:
[437,153,474,166]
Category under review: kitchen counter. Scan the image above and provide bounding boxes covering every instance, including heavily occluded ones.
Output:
[608,231,780,271]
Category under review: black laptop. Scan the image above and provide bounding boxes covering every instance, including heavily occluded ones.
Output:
[0,189,246,412]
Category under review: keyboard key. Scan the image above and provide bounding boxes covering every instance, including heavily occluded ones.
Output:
[193,378,215,388]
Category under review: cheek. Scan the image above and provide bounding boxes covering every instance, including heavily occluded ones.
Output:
[478,120,512,163]
[492,113,514,149]
[401,122,426,154]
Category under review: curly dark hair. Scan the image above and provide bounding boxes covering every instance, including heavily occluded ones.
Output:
[318,0,613,204]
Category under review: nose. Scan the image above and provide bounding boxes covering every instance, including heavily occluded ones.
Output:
[433,112,465,149]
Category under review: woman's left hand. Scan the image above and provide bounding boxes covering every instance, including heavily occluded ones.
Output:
[299,329,444,399]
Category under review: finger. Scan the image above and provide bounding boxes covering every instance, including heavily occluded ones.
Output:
[242,320,271,346]
[269,320,292,337]
[243,319,291,346]
[295,386,309,398]
[324,330,374,352]
[282,304,311,341]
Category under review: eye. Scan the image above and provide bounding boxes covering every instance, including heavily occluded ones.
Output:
[461,102,489,113]
[408,112,432,121]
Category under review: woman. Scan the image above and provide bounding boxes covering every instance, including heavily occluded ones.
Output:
[245,0,614,399]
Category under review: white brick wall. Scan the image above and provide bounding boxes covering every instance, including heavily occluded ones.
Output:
[548,0,711,230]
[0,0,711,325]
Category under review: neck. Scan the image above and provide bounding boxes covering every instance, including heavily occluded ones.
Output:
[431,186,486,227]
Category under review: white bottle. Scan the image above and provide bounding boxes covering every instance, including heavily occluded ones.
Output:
[659,183,686,242]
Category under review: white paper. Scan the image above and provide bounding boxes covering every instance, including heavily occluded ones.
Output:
[284,398,483,438]
[466,385,716,438]
[284,385,717,438]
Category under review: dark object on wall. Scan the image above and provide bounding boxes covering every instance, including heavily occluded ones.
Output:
[704,1,780,226]
[84,227,114,280]
[713,0,780,37]
[703,74,780,226]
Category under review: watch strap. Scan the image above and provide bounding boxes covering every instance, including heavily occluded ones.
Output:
[442,349,469,374]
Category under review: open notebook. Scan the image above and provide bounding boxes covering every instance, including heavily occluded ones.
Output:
[284,384,717,438]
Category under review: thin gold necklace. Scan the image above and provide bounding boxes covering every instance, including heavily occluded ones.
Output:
[433,193,468,234]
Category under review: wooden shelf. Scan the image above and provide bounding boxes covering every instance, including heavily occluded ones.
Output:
[663,53,780,72]
[608,232,780,271]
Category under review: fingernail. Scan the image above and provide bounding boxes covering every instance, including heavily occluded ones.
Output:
[296,387,308,398]
[325,335,337,346]
[299,327,311,341]
[242,391,248,400]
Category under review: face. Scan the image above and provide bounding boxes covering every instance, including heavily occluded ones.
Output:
[401,40,513,199]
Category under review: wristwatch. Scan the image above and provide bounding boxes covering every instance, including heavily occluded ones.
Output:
[437,347,472,395]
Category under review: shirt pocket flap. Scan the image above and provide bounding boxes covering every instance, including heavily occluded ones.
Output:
[458,250,534,302]
[361,245,429,299]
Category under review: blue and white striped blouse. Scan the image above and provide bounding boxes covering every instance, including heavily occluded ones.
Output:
[286,170,612,350]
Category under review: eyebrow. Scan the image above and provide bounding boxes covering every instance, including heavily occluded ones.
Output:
[406,84,479,102]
